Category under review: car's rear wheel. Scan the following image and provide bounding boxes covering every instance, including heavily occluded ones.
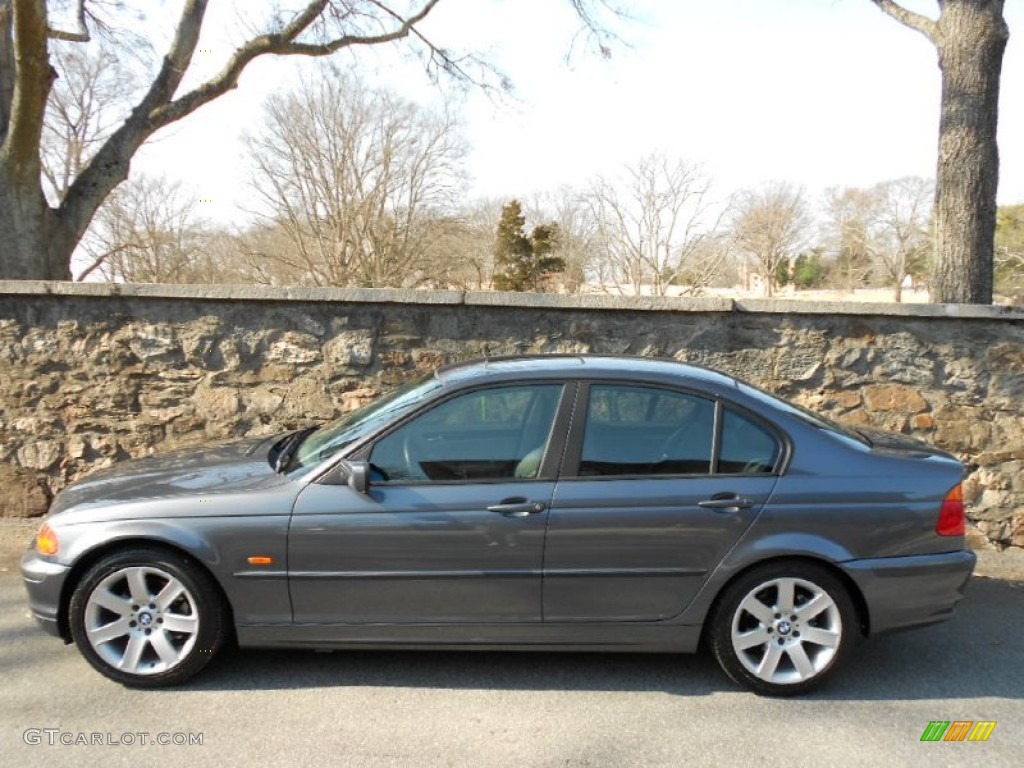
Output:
[69,547,228,687]
[708,561,859,696]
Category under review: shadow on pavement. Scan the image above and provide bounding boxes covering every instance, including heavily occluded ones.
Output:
[179,575,1023,701]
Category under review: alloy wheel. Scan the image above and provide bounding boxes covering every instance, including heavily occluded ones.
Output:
[730,576,842,685]
[83,566,200,676]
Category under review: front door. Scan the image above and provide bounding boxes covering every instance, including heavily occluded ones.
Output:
[288,382,571,624]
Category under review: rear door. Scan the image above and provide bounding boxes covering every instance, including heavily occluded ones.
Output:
[543,382,781,622]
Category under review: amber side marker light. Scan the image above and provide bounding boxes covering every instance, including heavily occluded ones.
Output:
[936,484,966,537]
[36,522,59,556]
[247,556,274,565]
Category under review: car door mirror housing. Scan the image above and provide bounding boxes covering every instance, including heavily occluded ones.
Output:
[342,460,370,494]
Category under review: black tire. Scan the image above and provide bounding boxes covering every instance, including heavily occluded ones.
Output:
[708,560,860,696]
[68,547,228,688]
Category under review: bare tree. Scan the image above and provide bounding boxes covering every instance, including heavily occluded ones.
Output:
[228,223,313,287]
[822,186,878,292]
[0,0,616,281]
[417,198,507,290]
[246,69,467,288]
[525,188,600,293]
[873,177,933,301]
[190,227,277,286]
[206,222,337,287]
[730,183,809,298]
[868,1,1009,304]
[822,178,933,300]
[583,154,720,296]
[78,174,209,283]
[40,39,135,205]
[678,232,734,294]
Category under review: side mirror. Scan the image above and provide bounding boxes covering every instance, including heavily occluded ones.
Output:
[342,460,369,494]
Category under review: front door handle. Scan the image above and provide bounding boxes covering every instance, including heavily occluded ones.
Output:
[487,498,547,517]
[698,494,754,512]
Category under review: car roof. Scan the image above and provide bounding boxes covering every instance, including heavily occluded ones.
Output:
[434,354,742,391]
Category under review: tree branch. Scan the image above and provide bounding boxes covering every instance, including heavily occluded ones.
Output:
[0,2,15,144]
[1,0,51,182]
[61,1,447,273]
[47,0,89,42]
[58,0,211,247]
[364,0,483,84]
[150,0,442,128]
[280,0,330,40]
[75,241,133,281]
[141,0,209,113]
[870,0,938,43]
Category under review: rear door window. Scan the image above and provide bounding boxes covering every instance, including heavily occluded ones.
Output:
[579,384,715,476]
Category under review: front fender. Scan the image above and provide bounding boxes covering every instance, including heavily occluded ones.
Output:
[56,513,293,631]
[59,519,222,568]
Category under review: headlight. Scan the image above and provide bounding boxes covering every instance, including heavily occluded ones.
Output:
[36,522,59,556]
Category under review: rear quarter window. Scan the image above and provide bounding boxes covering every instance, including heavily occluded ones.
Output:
[718,408,781,474]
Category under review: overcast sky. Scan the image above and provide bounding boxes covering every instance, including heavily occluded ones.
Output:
[131,0,1024,225]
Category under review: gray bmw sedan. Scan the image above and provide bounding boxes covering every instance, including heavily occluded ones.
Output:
[21,355,974,695]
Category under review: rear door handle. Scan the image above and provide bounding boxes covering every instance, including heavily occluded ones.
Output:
[487,498,547,517]
[698,495,754,512]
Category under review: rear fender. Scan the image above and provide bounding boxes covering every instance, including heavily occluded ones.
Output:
[678,531,854,626]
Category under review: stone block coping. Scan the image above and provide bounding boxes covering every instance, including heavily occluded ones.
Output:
[2,280,1023,321]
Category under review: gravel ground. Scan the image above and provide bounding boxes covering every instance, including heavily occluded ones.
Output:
[0,519,37,576]
[974,545,1024,581]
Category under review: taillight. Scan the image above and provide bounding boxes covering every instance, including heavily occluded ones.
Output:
[936,484,965,536]
[36,522,59,555]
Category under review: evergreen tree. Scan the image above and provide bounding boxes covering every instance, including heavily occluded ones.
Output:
[774,260,791,289]
[791,250,828,289]
[492,201,566,291]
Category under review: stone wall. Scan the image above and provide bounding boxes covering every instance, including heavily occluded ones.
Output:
[1,281,1022,550]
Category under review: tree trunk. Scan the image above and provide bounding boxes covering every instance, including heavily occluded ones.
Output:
[1,0,72,279]
[0,175,71,279]
[931,0,1008,304]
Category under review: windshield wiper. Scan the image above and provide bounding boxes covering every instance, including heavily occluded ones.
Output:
[273,426,318,473]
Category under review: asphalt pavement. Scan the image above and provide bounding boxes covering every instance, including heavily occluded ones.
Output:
[1,557,1021,768]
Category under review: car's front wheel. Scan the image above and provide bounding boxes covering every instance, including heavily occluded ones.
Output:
[708,561,859,696]
[69,547,228,687]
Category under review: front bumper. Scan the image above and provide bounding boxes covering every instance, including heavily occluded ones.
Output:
[840,550,976,635]
[21,548,71,640]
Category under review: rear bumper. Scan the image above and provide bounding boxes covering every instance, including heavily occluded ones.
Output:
[839,550,976,635]
[20,549,70,640]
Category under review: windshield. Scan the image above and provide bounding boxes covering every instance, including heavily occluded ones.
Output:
[287,373,442,471]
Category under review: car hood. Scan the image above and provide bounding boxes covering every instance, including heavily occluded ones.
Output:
[49,435,290,516]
